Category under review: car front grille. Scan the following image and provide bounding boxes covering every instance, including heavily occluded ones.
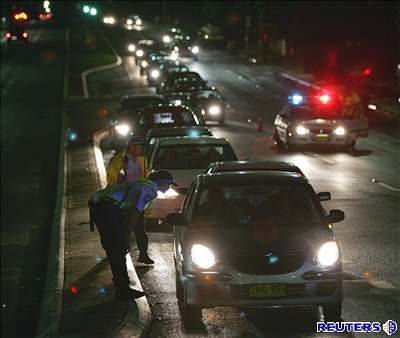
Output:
[229,252,306,275]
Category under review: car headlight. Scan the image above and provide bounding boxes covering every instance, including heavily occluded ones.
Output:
[296,125,309,135]
[191,244,216,269]
[151,69,160,79]
[128,44,136,52]
[209,105,221,115]
[141,60,148,68]
[191,46,199,54]
[317,241,339,267]
[157,187,179,199]
[163,35,171,43]
[135,18,142,26]
[174,46,179,52]
[136,49,144,57]
[170,52,178,61]
[334,126,346,136]
[115,124,131,136]
[126,18,133,25]
[173,99,182,106]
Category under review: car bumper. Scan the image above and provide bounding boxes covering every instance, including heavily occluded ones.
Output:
[181,272,342,308]
[289,134,349,145]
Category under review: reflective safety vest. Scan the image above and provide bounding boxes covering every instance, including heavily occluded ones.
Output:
[92,178,157,212]
[107,149,148,186]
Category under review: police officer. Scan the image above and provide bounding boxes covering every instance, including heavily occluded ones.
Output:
[107,136,155,265]
[90,170,176,300]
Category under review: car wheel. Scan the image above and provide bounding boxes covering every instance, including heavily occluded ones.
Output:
[175,273,183,302]
[322,302,342,321]
[347,140,356,152]
[178,300,202,329]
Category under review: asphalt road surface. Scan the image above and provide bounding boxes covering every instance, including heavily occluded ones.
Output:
[1,25,64,337]
[97,24,399,337]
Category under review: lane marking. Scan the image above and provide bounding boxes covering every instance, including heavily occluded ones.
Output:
[371,178,400,192]
[306,152,336,165]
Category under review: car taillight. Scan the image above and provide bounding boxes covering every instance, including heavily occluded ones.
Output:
[22,32,28,38]
[6,32,11,38]
[362,67,372,76]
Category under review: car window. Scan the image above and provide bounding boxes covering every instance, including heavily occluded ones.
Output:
[192,183,324,228]
[139,111,196,127]
[153,144,237,170]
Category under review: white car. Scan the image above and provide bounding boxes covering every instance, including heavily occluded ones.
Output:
[147,136,237,220]
[167,171,345,327]
[273,93,368,150]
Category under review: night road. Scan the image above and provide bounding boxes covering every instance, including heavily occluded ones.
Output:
[1,2,399,338]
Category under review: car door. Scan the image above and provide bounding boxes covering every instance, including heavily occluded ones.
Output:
[340,104,368,138]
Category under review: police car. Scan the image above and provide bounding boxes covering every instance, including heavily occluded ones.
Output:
[167,171,345,326]
[273,92,368,150]
[147,136,237,220]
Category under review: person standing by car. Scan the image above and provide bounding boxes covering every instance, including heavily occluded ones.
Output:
[106,136,155,265]
[90,170,176,300]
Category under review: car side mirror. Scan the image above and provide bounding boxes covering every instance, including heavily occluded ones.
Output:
[166,212,188,227]
[326,209,345,223]
[318,192,331,201]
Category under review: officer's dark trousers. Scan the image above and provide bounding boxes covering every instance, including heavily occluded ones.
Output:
[134,211,148,253]
[94,200,130,293]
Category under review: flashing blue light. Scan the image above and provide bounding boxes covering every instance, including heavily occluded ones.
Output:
[66,129,78,142]
[291,94,303,105]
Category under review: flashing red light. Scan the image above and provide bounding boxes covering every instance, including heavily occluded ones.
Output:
[6,32,11,38]
[69,286,78,295]
[22,32,28,38]
[362,68,372,76]
[318,94,331,104]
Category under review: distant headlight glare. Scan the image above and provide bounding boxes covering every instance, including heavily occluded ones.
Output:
[128,44,136,52]
[151,69,160,78]
[115,124,131,136]
[136,49,144,57]
[191,46,199,54]
[191,244,216,269]
[209,105,221,115]
[317,241,339,267]
[141,60,148,68]
[334,126,346,136]
[296,125,309,135]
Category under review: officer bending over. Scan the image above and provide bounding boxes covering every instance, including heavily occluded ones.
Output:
[90,170,176,300]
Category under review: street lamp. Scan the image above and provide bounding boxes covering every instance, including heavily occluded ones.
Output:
[83,5,90,13]
[90,7,97,16]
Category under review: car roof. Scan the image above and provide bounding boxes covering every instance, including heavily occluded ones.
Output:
[147,126,211,138]
[140,104,193,114]
[168,71,201,79]
[207,160,304,175]
[156,136,230,146]
[120,94,166,101]
[197,171,308,186]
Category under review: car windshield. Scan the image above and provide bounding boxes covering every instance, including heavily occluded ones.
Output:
[192,183,323,228]
[153,144,236,170]
[195,90,221,100]
[139,110,196,128]
[120,97,165,111]
[291,106,341,120]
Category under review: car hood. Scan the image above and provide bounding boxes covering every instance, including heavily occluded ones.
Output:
[294,119,337,129]
[183,225,334,256]
[170,168,206,188]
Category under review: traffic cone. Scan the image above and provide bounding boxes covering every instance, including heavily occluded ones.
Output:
[256,117,264,132]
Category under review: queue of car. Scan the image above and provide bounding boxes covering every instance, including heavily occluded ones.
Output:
[107,27,347,327]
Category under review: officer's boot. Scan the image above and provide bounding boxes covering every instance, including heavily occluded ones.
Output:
[138,251,155,265]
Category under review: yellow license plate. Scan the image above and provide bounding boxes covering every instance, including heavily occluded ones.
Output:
[248,284,288,298]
